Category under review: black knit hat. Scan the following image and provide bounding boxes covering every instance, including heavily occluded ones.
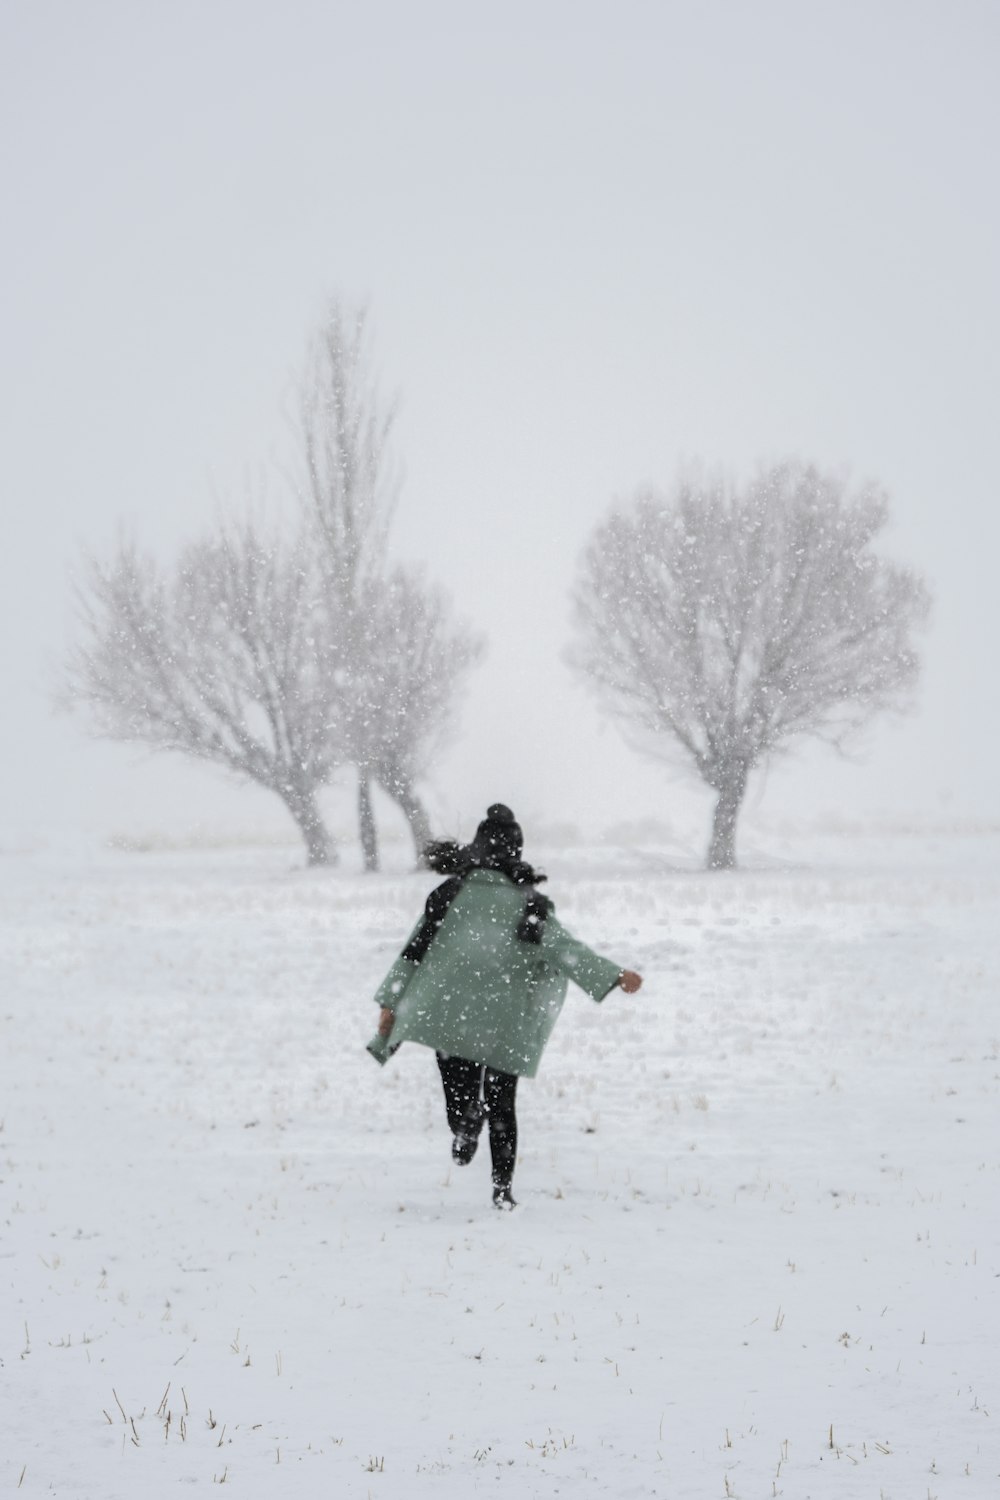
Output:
[473,803,523,860]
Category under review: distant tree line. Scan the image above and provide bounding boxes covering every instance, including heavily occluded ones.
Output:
[64,305,930,870]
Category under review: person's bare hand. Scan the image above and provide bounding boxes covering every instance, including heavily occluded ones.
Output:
[378,1007,396,1038]
[618,970,643,994]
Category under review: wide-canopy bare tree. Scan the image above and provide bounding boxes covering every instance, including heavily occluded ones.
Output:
[65,521,345,863]
[570,461,931,869]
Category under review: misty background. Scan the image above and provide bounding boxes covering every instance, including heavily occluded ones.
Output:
[2,0,998,856]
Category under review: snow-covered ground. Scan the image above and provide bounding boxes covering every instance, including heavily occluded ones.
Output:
[2,829,998,1498]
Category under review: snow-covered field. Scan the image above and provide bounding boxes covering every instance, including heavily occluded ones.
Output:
[2,829,998,1498]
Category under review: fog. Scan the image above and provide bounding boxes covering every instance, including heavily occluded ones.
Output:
[2,0,998,853]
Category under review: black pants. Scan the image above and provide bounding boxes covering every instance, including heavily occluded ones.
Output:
[435,1052,519,1190]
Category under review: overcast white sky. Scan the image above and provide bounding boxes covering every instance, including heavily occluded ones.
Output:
[2,0,998,855]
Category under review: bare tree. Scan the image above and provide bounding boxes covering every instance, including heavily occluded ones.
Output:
[65,300,484,869]
[298,301,396,865]
[297,300,482,867]
[64,522,345,865]
[570,461,931,869]
[299,301,398,606]
[349,568,486,869]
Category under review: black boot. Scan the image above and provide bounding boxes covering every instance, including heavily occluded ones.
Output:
[452,1102,484,1166]
[492,1185,517,1211]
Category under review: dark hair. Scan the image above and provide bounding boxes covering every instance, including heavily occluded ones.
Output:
[424,804,546,887]
[423,839,467,875]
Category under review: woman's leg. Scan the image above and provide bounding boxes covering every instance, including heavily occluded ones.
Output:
[436,1053,485,1161]
[483,1068,519,1196]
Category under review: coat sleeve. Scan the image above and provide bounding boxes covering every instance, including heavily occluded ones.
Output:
[372,953,418,1012]
[373,878,464,1011]
[372,914,424,1011]
[540,914,623,1002]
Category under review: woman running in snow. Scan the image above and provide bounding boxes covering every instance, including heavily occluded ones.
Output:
[367,804,642,1209]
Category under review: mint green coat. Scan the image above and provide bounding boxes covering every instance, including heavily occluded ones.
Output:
[368,869,623,1078]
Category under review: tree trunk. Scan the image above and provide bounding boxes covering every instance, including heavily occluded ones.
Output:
[358,768,379,872]
[707,768,747,871]
[281,784,336,866]
[377,765,432,865]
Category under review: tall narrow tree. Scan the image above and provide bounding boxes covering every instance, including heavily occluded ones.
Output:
[297,301,482,867]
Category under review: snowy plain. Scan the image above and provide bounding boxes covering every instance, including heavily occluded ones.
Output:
[1,826,998,1499]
